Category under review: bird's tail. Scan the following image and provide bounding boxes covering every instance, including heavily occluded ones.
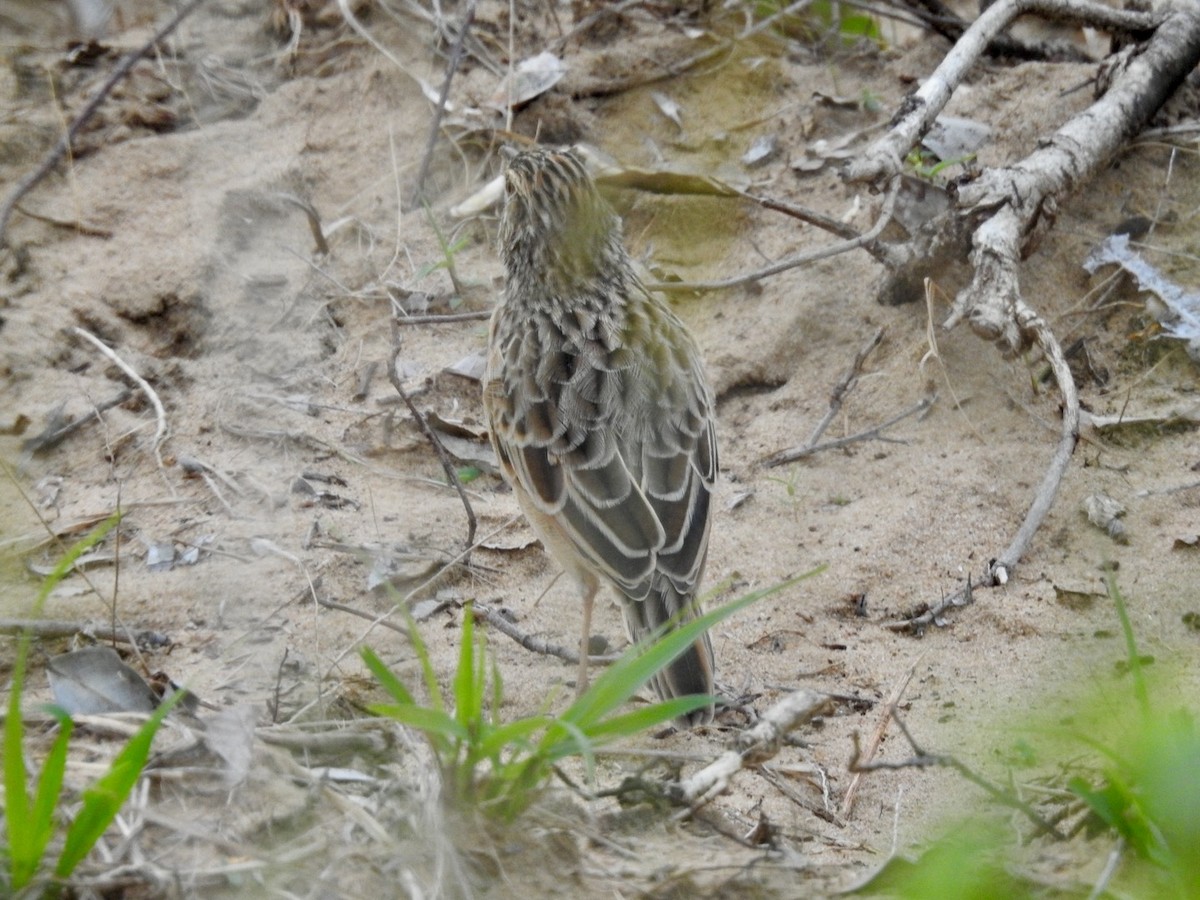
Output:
[622,579,716,726]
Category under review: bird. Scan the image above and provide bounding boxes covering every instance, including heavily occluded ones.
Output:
[483,146,718,725]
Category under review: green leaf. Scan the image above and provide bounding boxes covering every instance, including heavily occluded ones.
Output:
[563,570,822,729]
[34,512,121,616]
[55,689,183,878]
[456,466,482,485]
[4,638,35,888]
[370,704,469,744]
[361,647,415,706]
[576,697,713,745]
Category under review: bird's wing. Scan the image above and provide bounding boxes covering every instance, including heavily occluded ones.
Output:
[485,306,667,595]
[623,295,717,601]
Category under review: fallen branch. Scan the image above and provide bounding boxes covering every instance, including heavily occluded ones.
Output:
[844,0,1200,602]
[845,0,1164,189]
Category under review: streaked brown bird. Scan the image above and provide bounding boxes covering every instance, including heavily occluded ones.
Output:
[483,147,718,724]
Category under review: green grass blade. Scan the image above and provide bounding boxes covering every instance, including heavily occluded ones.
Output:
[475,716,551,760]
[360,647,416,706]
[4,637,35,888]
[5,513,121,889]
[54,689,183,879]
[369,703,470,744]
[453,604,482,730]
[1107,575,1150,717]
[33,513,121,615]
[563,570,822,728]
[574,697,713,745]
[407,610,445,713]
[21,708,75,884]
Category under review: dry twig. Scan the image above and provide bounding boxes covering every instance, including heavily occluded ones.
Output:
[671,689,833,808]
[0,618,169,647]
[71,327,170,469]
[849,710,1065,839]
[764,394,935,468]
[472,602,619,667]
[650,176,902,293]
[387,343,477,551]
[841,652,923,819]
[410,0,476,207]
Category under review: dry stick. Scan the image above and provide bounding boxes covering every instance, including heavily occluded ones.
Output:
[386,345,477,550]
[0,0,208,247]
[649,176,901,294]
[410,0,476,208]
[670,689,833,809]
[841,652,923,820]
[314,595,415,636]
[393,310,491,325]
[21,388,132,455]
[762,327,885,467]
[764,395,934,468]
[71,327,170,469]
[0,618,168,647]
[850,711,1066,839]
[807,327,885,447]
[473,602,620,666]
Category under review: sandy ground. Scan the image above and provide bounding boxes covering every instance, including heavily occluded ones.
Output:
[2,1,1199,897]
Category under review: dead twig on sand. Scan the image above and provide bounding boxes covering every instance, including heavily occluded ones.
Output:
[671,690,833,809]
[387,343,477,551]
[764,394,935,468]
[70,327,170,469]
[762,327,924,467]
[0,0,209,247]
[0,618,169,647]
[841,652,923,819]
[472,602,619,667]
[884,577,974,633]
[649,176,902,294]
[849,709,1065,839]
[410,0,476,207]
[393,310,490,325]
[22,388,132,455]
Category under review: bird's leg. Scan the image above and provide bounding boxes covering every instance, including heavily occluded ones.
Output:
[577,579,597,697]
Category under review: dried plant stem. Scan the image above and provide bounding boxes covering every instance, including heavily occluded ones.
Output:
[71,327,170,469]
[671,689,833,808]
[387,343,477,550]
[841,653,923,820]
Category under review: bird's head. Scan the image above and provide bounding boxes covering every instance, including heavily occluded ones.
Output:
[499,147,623,293]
